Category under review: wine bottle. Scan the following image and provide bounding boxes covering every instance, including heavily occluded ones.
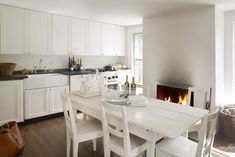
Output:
[124,75,129,96]
[68,57,71,67]
[131,77,137,95]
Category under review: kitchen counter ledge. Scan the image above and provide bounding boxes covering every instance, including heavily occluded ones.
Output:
[0,74,28,81]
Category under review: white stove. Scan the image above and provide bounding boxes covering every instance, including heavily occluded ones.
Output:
[100,71,121,90]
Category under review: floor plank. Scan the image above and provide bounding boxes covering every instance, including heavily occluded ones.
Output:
[16,115,104,157]
[15,115,235,157]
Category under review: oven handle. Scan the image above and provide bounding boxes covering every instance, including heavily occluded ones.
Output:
[104,82,121,85]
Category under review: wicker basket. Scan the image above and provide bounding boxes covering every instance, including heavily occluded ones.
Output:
[0,63,16,76]
[219,106,235,140]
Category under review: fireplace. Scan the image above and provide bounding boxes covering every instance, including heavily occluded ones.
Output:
[156,83,193,106]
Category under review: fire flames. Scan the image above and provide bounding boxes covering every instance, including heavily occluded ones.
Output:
[164,93,187,105]
[164,96,171,102]
[178,94,187,105]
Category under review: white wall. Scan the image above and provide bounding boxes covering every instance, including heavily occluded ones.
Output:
[0,54,125,70]
[143,7,217,108]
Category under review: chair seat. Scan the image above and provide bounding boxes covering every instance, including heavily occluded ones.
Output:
[110,134,147,156]
[156,136,197,157]
[76,118,103,142]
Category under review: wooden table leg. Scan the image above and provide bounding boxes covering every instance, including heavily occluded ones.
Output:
[147,141,156,157]
[145,130,163,157]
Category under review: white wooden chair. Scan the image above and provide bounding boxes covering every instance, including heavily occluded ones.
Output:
[186,87,208,136]
[186,87,208,109]
[155,108,219,157]
[101,101,147,157]
[61,93,103,157]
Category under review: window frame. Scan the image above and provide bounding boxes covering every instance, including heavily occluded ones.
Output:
[132,32,143,86]
[224,14,235,102]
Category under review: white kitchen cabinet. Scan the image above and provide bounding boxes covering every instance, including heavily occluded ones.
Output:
[25,88,50,119]
[25,85,69,119]
[51,86,69,114]
[28,10,51,55]
[0,5,27,54]
[0,80,24,125]
[52,14,70,55]
[24,74,69,119]
[114,26,126,56]
[71,18,87,55]
[70,75,89,92]
[86,21,101,55]
[101,24,115,56]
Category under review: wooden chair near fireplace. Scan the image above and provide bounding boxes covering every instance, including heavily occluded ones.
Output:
[155,108,219,157]
[186,87,208,110]
[184,87,209,139]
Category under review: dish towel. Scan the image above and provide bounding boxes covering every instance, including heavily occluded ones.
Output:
[127,95,148,107]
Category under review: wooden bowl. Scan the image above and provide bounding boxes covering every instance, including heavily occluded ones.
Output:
[0,63,16,76]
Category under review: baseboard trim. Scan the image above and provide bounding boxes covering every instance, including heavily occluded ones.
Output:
[18,112,64,126]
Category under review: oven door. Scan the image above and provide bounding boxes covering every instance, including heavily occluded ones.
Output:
[105,82,120,90]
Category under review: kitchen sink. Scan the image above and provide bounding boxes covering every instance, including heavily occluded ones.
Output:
[24,73,68,89]
[26,73,63,78]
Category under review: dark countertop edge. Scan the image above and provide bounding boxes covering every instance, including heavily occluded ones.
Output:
[0,68,130,81]
[13,68,129,76]
[0,74,28,81]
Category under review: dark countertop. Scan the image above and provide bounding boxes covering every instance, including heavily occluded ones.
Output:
[12,68,97,76]
[59,70,96,75]
[0,68,128,81]
[0,74,28,81]
[0,69,96,81]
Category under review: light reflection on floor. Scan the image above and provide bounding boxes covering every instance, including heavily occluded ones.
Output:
[212,148,235,157]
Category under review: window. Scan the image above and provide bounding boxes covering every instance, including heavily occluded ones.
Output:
[224,15,235,103]
[132,33,143,85]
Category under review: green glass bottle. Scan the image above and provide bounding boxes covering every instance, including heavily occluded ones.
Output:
[131,77,137,95]
[124,75,129,96]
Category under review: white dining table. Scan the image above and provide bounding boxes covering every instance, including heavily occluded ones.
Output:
[69,94,208,157]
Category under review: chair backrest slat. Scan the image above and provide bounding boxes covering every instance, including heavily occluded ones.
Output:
[108,126,124,138]
[61,93,78,139]
[196,108,219,157]
[102,101,131,156]
[187,87,207,109]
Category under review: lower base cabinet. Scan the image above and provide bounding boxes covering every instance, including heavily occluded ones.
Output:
[70,75,89,92]
[51,86,69,114]
[0,80,24,125]
[24,85,69,119]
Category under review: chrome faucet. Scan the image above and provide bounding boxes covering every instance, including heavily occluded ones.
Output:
[39,59,43,70]
[33,66,37,73]
[44,65,47,73]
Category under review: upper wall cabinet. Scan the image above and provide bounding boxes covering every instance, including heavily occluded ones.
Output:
[71,18,87,55]
[28,11,51,55]
[0,6,27,54]
[114,26,126,56]
[101,24,115,56]
[52,15,70,55]
[86,21,101,56]
[0,5,126,56]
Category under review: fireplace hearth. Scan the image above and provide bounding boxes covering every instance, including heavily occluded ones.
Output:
[156,83,192,106]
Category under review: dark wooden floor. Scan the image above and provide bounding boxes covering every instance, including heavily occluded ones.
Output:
[16,115,104,157]
[15,115,235,157]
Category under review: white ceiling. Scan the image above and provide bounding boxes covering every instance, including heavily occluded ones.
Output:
[0,0,235,26]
